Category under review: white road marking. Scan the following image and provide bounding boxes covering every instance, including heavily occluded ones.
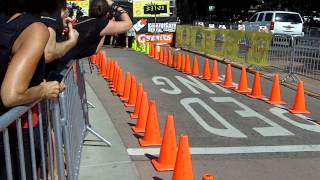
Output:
[211,97,293,137]
[127,145,320,156]
[181,97,248,138]
[270,107,320,132]
[152,76,182,94]
[175,75,215,94]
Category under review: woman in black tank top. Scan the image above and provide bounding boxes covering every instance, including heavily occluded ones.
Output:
[0,0,66,179]
[49,0,133,71]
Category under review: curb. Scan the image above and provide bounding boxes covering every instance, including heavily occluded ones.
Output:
[179,48,320,100]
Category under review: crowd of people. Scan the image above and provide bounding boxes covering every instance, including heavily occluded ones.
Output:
[0,0,132,179]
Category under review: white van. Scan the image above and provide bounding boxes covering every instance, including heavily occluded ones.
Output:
[243,11,304,37]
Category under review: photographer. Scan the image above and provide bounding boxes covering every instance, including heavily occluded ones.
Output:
[48,0,133,71]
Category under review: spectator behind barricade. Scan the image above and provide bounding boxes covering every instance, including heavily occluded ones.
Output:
[47,0,133,72]
[0,0,65,179]
[40,7,80,63]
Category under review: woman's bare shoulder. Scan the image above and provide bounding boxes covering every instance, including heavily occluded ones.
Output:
[25,22,50,38]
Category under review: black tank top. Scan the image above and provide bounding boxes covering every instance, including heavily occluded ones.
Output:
[0,13,46,115]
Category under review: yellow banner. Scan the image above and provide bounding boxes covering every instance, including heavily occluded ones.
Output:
[67,0,90,17]
[133,0,170,18]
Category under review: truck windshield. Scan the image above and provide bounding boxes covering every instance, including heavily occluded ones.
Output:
[275,13,302,23]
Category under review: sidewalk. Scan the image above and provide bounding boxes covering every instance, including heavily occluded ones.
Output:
[79,81,139,179]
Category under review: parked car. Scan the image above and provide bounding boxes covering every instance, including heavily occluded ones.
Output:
[242,11,304,37]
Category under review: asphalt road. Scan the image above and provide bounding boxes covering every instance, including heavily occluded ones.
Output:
[85,47,320,180]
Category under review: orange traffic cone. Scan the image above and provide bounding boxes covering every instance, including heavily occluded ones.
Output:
[191,56,199,77]
[163,48,168,65]
[208,60,221,83]
[222,64,235,88]
[107,60,114,82]
[150,43,154,58]
[176,53,182,70]
[120,72,131,101]
[235,67,251,93]
[125,76,137,105]
[154,45,160,60]
[265,74,286,105]
[139,101,162,146]
[202,58,211,80]
[168,50,173,67]
[132,92,149,133]
[110,65,119,89]
[130,83,143,118]
[160,47,164,63]
[185,55,191,74]
[116,69,124,96]
[247,71,265,99]
[100,53,107,78]
[288,80,310,114]
[105,59,111,80]
[173,51,178,69]
[172,135,194,180]
[202,175,214,180]
[181,53,186,72]
[151,114,177,171]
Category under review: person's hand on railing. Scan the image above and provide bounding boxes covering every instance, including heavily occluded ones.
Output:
[40,80,65,99]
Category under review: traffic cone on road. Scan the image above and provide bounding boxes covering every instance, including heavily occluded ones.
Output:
[132,92,149,133]
[125,76,137,106]
[107,60,114,82]
[151,114,177,171]
[176,53,182,70]
[181,53,186,72]
[110,66,119,89]
[265,74,286,105]
[202,175,214,180]
[191,56,199,77]
[185,55,191,74]
[154,45,159,60]
[208,60,221,83]
[172,135,194,180]
[168,50,173,67]
[202,58,211,80]
[247,71,265,99]
[116,69,124,96]
[105,59,111,80]
[120,72,131,101]
[100,57,107,78]
[288,80,310,114]
[163,48,168,65]
[173,51,178,69]
[235,67,251,93]
[222,64,235,88]
[130,83,143,118]
[139,101,162,146]
[160,47,164,63]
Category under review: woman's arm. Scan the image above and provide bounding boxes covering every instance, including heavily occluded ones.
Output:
[44,23,79,63]
[1,22,62,107]
[100,0,133,36]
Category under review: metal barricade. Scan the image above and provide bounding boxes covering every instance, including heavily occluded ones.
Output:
[269,35,320,81]
[0,59,90,180]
